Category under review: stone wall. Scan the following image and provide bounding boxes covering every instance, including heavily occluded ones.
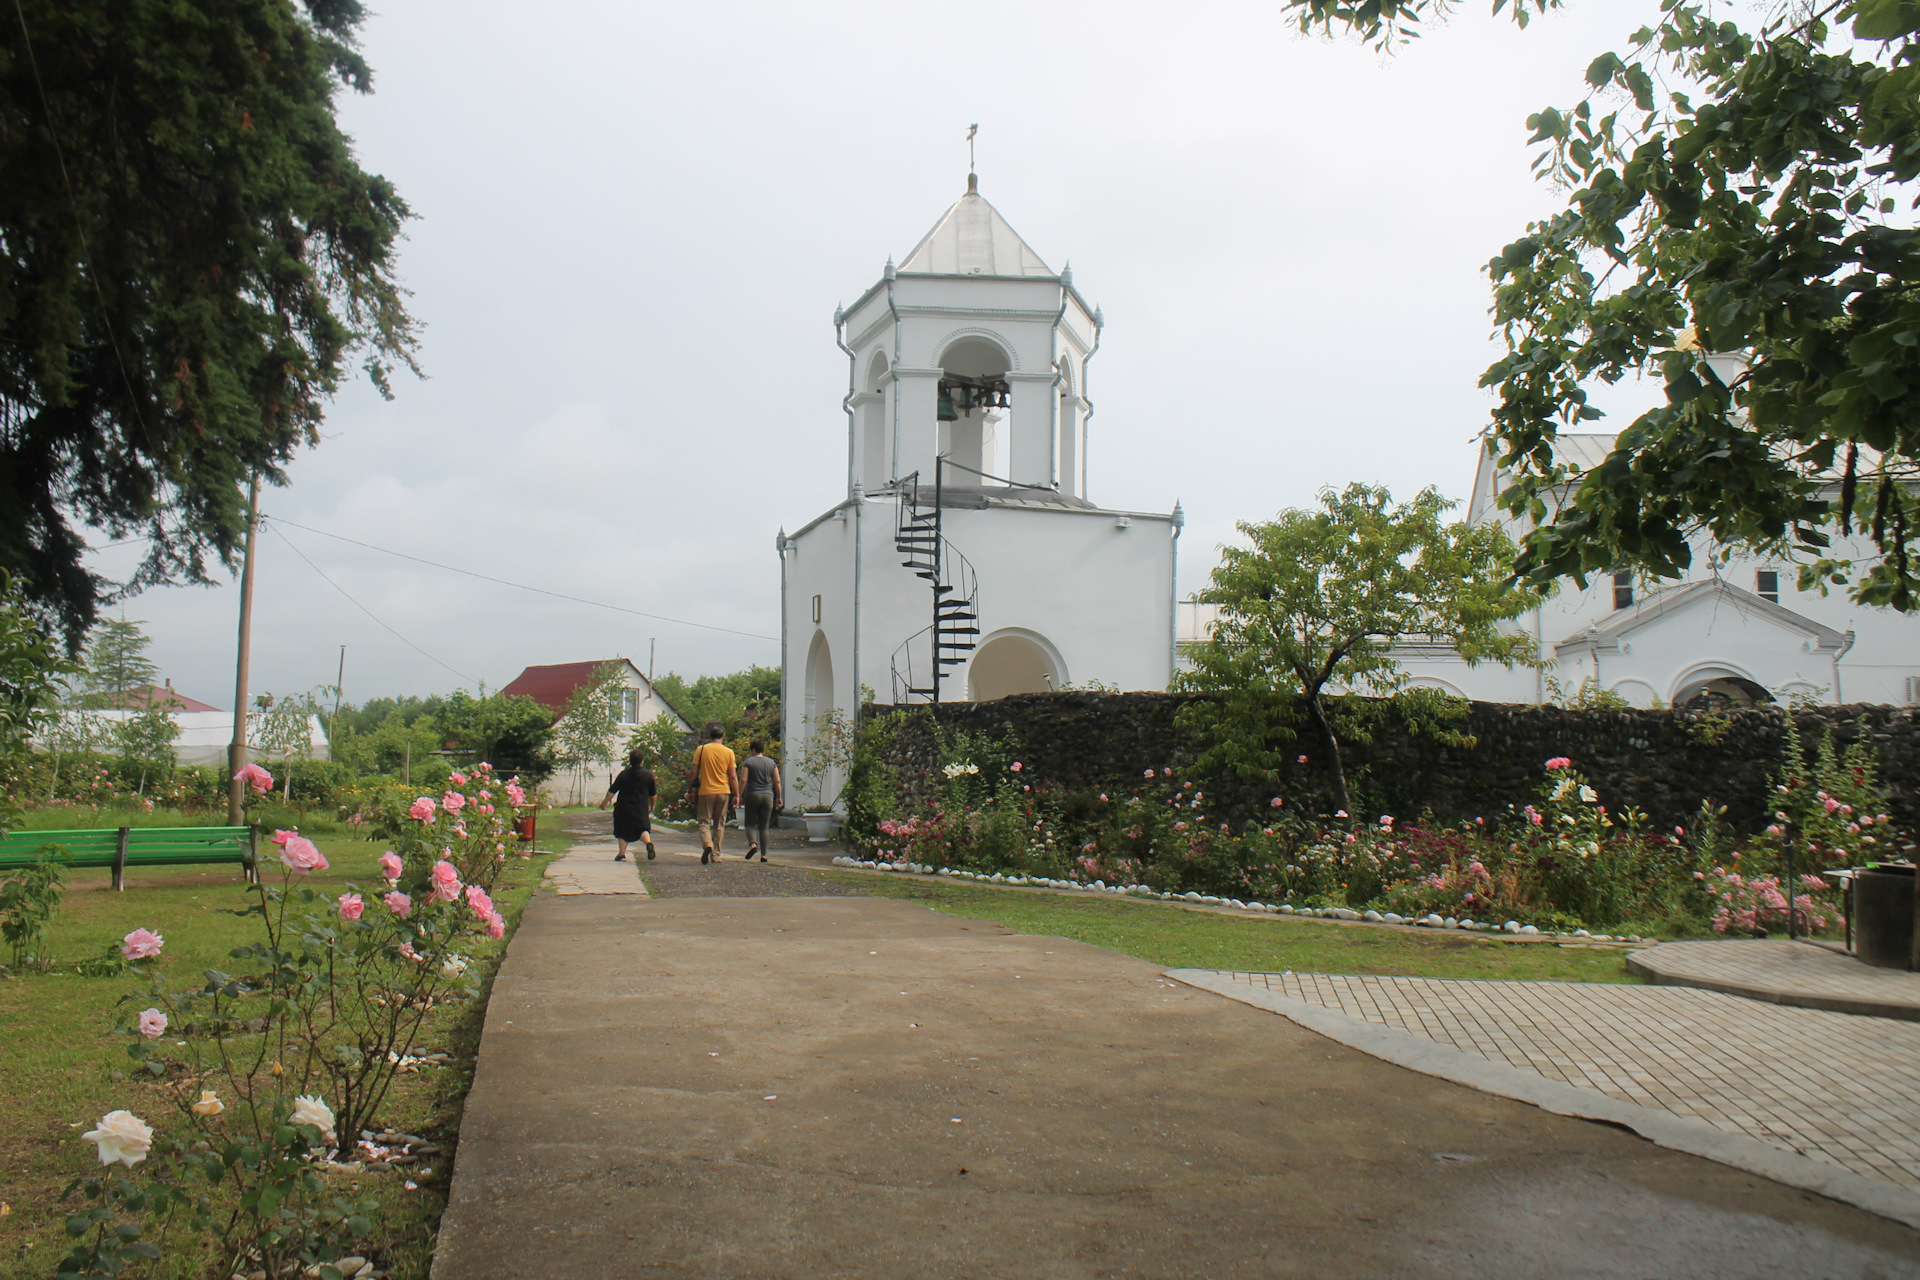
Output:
[866,693,1920,834]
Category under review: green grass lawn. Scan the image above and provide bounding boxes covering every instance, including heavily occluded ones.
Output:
[825,872,1640,984]
[0,815,575,1280]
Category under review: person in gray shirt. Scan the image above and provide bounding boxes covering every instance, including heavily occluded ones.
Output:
[737,740,782,862]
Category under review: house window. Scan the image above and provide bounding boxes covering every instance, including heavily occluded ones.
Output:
[619,689,639,724]
[1756,570,1779,603]
[1612,573,1634,611]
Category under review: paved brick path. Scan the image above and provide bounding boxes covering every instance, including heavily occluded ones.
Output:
[1629,939,1920,1021]
[1212,971,1920,1194]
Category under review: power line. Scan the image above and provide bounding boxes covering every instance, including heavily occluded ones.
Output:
[262,514,779,643]
[265,522,478,685]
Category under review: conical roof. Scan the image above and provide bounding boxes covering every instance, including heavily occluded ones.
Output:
[898,177,1053,277]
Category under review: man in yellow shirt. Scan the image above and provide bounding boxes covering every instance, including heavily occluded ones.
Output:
[691,724,739,864]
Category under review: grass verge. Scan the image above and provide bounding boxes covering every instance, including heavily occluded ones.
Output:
[823,871,1639,984]
[0,816,576,1279]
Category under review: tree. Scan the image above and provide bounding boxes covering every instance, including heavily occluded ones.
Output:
[1286,1,1920,610]
[651,666,781,746]
[551,664,627,804]
[1,0,418,645]
[1175,484,1540,814]
[113,695,181,796]
[79,617,159,707]
[0,576,74,830]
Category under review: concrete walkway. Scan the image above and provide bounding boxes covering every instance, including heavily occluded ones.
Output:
[434,890,1920,1278]
[1179,970,1920,1222]
[1629,939,1920,1021]
[543,836,651,896]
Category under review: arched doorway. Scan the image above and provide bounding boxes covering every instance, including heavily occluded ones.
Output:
[967,630,1063,701]
[1672,665,1773,711]
[804,631,835,727]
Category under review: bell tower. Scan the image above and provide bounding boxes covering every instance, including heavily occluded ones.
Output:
[834,174,1104,500]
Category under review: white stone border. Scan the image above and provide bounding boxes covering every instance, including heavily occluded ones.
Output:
[826,857,1650,944]
[1165,967,1920,1232]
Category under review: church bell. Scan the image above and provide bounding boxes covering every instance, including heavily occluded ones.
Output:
[937,390,958,422]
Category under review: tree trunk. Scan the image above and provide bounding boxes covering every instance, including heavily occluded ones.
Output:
[1304,690,1351,817]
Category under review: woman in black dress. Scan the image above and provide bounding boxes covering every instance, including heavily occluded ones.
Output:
[597,748,657,862]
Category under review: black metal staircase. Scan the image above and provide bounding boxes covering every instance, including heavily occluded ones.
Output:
[890,462,980,703]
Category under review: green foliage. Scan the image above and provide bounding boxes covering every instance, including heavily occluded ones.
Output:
[78,619,160,707]
[843,710,910,842]
[0,575,77,830]
[1288,0,1920,611]
[0,846,68,969]
[1176,484,1539,813]
[1,0,420,644]
[331,690,555,784]
[552,663,628,800]
[794,705,855,811]
[1544,673,1633,712]
[651,665,781,742]
[112,700,181,795]
[1768,714,1895,867]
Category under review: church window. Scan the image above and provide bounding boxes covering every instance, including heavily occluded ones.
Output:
[1612,573,1634,611]
[1756,570,1779,603]
[619,689,640,724]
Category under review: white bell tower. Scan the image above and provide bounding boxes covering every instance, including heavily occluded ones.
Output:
[779,174,1181,813]
[839,173,1103,500]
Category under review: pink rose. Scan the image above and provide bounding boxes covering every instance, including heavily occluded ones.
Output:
[233,762,274,794]
[279,834,328,873]
[479,788,492,800]
[378,852,404,882]
[271,828,295,846]
[137,1008,167,1039]
[442,790,467,813]
[479,762,494,773]
[486,911,506,940]
[338,893,364,921]
[450,771,469,786]
[1162,768,1172,777]
[430,860,461,902]
[1173,821,1188,831]
[121,928,164,960]
[409,797,437,822]
[1765,824,1782,837]
[465,884,494,920]
[1143,769,1155,779]
[1545,757,1572,771]
[1270,797,1284,807]
[505,783,527,807]
[384,891,413,918]
[398,939,421,961]
[1824,797,1841,813]
[1009,762,1022,773]
[1297,754,1308,763]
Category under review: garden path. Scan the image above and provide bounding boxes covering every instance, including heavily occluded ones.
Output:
[541,836,650,896]
[432,891,1920,1278]
[1629,938,1920,1021]
[1178,970,1920,1224]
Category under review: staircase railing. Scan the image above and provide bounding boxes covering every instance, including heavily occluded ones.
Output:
[889,463,982,703]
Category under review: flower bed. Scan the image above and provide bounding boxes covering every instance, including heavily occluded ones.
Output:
[845,723,1909,936]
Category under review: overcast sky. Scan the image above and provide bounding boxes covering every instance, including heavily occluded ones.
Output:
[88,0,1673,710]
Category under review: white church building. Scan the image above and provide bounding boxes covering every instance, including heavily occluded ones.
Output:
[778,175,1183,781]
[1391,434,1920,710]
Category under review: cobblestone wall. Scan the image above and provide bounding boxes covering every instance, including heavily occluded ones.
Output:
[867,693,1920,833]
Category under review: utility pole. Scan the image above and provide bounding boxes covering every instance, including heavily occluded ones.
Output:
[334,645,345,721]
[648,638,656,686]
[226,476,261,826]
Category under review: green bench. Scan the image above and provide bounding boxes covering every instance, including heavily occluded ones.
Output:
[0,826,259,890]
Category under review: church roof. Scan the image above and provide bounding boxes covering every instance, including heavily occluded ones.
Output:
[899,179,1053,278]
[1553,579,1848,655]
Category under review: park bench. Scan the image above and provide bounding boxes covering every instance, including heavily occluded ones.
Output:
[0,826,258,890]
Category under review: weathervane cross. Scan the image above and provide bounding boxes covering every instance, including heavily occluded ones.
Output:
[967,123,978,176]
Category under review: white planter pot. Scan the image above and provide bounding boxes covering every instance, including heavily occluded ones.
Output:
[803,813,836,843]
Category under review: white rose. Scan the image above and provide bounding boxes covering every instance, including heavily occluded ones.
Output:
[1579,785,1598,804]
[83,1110,153,1168]
[288,1095,337,1146]
[440,955,469,980]
[191,1091,225,1118]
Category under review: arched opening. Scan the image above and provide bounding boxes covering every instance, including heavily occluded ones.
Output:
[804,630,835,727]
[1404,676,1465,698]
[937,335,1011,480]
[1610,679,1659,709]
[1672,665,1773,711]
[861,352,889,486]
[967,630,1063,701]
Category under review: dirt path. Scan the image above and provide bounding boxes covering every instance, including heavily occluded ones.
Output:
[433,892,1920,1279]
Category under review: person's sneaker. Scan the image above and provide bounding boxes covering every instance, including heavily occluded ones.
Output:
[744,845,758,860]
[615,852,626,862]
[701,849,711,865]
[758,856,767,863]
[646,846,656,860]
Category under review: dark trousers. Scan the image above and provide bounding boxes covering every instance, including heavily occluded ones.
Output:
[744,793,774,853]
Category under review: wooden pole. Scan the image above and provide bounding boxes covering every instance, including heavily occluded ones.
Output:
[226,476,261,827]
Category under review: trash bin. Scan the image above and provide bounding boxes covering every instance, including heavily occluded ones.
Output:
[1854,864,1915,970]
